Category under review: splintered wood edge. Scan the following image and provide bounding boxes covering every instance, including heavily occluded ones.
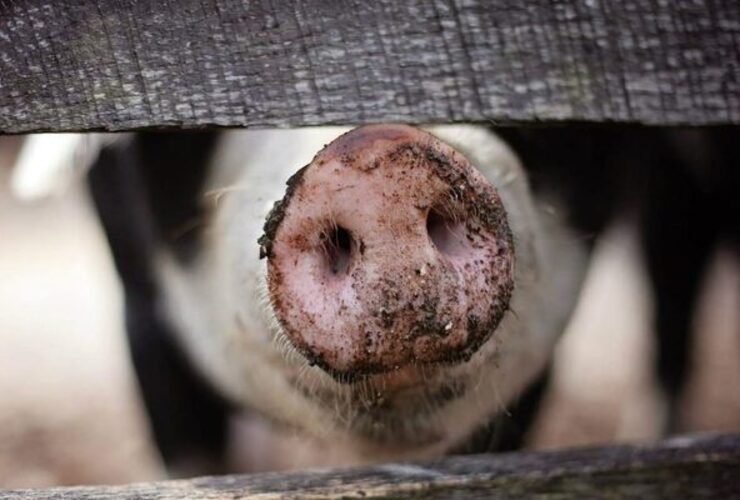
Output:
[1,433,738,498]
[1,0,739,133]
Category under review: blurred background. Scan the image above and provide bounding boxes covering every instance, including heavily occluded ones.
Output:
[0,134,738,488]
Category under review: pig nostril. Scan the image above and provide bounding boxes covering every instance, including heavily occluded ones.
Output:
[324,225,353,275]
[426,208,468,257]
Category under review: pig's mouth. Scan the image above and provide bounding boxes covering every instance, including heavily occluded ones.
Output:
[284,361,475,444]
[260,124,515,384]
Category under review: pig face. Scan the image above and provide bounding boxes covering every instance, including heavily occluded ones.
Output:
[156,124,587,459]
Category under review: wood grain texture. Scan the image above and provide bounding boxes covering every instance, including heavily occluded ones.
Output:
[1,433,738,498]
[1,0,739,133]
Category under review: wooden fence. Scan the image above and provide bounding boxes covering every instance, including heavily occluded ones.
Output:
[0,433,738,498]
[0,0,738,497]
[1,0,739,133]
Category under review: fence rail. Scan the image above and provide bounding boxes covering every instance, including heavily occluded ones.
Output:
[1,0,739,134]
[1,433,738,498]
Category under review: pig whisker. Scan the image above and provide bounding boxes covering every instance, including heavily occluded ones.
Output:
[499,169,519,187]
[490,382,507,418]
[275,332,296,361]
[332,387,352,429]
[295,362,311,386]
[202,185,251,206]
[168,216,205,243]
[471,367,493,416]
[508,307,520,321]
[420,363,433,385]
[256,276,296,360]
[255,272,272,307]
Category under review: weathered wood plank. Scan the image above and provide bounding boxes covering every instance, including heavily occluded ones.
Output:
[1,433,738,498]
[0,0,739,133]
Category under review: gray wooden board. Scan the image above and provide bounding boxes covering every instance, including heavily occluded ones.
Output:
[1,0,739,133]
[1,433,739,498]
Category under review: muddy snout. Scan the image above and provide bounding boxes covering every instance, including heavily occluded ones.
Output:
[259,124,515,380]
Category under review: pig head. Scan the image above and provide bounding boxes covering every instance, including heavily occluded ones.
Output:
[154,124,586,460]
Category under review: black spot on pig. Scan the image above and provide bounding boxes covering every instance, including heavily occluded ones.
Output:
[87,132,233,475]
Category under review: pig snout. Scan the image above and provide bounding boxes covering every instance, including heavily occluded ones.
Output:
[259,124,515,379]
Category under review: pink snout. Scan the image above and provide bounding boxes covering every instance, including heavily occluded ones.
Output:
[259,124,514,380]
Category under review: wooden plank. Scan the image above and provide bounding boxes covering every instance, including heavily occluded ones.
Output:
[1,433,738,498]
[0,1,739,133]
